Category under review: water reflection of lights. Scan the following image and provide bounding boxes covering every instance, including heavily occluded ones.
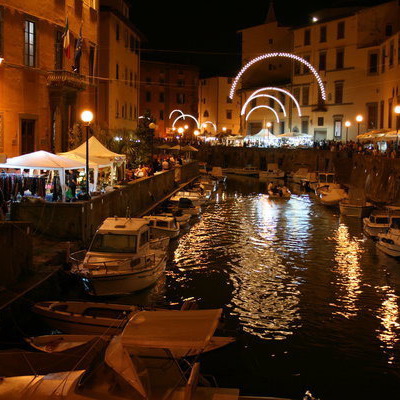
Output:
[331,224,363,318]
[376,286,400,364]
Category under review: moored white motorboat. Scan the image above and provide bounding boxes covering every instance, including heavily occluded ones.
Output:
[376,225,400,257]
[259,163,285,181]
[142,215,180,239]
[309,172,336,191]
[232,166,260,177]
[339,199,374,218]
[70,218,167,296]
[168,197,201,216]
[156,212,191,228]
[363,210,400,238]
[210,167,227,183]
[267,187,291,199]
[316,185,347,207]
[291,167,311,184]
[170,190,206,206]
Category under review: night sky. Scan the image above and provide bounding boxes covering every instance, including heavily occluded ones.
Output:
[130,0,387,77]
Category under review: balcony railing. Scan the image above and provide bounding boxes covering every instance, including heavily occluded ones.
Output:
[47,70,87,90]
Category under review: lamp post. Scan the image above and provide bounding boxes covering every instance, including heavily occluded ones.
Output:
[149,122,156,159]
[356,115,363,136]
[266,122,272,144]
[394,105,400,149]
[81,110,93,198]
[345,121,351,142]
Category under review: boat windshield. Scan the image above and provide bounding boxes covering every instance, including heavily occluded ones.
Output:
[327,175,335,183]
[91,234,137,253]
[375,217,390,225]
[391,218,400,228]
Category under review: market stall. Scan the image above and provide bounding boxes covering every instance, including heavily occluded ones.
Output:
[0,150,86,201]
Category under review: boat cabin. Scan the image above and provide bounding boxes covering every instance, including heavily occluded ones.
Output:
[143,216,178,230]
[317,172,335,184]
[89,218,150,255]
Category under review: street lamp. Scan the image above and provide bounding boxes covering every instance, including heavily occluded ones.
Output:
[345,121,351,142]
[81,110,93,198]
[266,122,272,142]
[356,115,363,136]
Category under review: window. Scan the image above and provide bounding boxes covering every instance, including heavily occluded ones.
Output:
[145,91,151,102]
[24,20,36,67]
[227,96,232,104]
[301,118,309,134]
[227,77,232,84]
[336,49,344,69]
[367,102,378,130]
[115,100,119,118]
[269,97,274,108]
[134,106,137,119]
[203,110,209,118]
[319,52,326,71]
[226,110,232,120]
[385,24,393,37]
[318,117,324,126]
[159,110,164,120]
[146,77,151,84]
[337,21,345,39]
[334,81,344,104]
[125,67,128,84]
[380,100,385,129]
[115,22,120,41]
[91,234,137,253]
[55,30,63,69]
[304,29,311,46]
[368,53,378,74]
[302,55,310,74]
[177,93,185,104]
[116,64,119,79]
[382,48,386,73]
[89,46,95,83]
[334,120,342,138]
[280,92,285,106]
[280,121,285,134]
[159,92,165,103]
[302,86,310,106]
[121,104,125,119]
[388,98,393,128]
[320,26,327,43]
[130,35,135,52]
[293,87,300,102]
[268,38,273,44]
[124,29,128,48]
[389,41,394,67]
[177,79,185,87]
[129,71,133,86]
[251,99,257,108]
[159,78,165,85]
[294,61,301,75]
[140,231,148,247]
[129,104,132,119]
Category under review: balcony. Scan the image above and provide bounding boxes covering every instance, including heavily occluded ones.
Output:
[47,70,86,90]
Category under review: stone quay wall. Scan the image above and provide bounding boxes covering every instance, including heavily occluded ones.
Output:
[0,222,32,286]
[198,147,400,204]
[11,162,199,243]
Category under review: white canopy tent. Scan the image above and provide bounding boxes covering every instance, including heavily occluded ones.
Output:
[59,136,126,186]
[0,150,86,200]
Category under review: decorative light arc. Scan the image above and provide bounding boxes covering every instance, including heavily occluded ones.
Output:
[172,114,200,129]
[241,94,286,117]
[229,52,326,101]
[169,109,185,120]
[251,87,302,117]
[202,121,217,131]
[245,106,280,123]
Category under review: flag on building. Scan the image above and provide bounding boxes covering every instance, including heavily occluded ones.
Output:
[72,23,83,73]
[62,17,71,59]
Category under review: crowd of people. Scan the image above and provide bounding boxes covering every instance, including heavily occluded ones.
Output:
[124,154,184,181]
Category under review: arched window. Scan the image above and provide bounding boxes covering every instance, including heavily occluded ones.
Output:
[203,110,209,118]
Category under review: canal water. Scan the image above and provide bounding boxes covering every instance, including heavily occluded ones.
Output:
[121,175,400,400]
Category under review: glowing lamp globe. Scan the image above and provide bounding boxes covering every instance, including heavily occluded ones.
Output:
[356,115,363,123]
[177,127,184,134]
[149,122,156,129]
[184,125,189,130]
[202,123,207,128]
[0,58,4,65]
[345,121,351,127]
[266,122,272,128]
[194,130,200,136]
[394,105,400,114]
[222,127,227,132]
[81,110,93,123]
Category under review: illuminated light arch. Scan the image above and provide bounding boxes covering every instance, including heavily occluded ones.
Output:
[169,109,185,120]
[245,105,280,123]
[202,121,217,132]
[229,52,326,101]
[172,114,200,129]
[241,94,286,117]
[251,87,302,117]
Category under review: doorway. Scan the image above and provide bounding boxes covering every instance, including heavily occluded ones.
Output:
[21,119,35,154]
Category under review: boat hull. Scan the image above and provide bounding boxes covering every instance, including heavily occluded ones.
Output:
[339,204,374,218]
[150,226,180,239]
[376,241,400,257]
[84,257,166,297]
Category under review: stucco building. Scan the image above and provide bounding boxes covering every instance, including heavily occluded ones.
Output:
[139,60,199,137]
[0,0,98,156]
[97,0,142,135]
[238,0,400,141]
[199,77,241,135]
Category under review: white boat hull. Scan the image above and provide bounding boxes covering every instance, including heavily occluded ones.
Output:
[363,224,388,238]
[85,257,166,296]
[150,226,180,239]
[259,171,285,181]
[376,241,400,257]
